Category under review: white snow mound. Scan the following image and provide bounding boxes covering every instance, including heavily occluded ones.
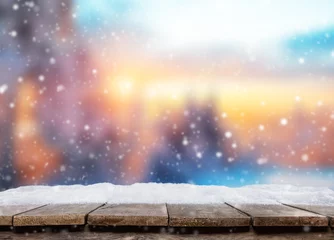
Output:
[0,183,333,205]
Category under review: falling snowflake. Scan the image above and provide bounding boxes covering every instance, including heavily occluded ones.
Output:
[84,125,90,131]
[0,84,8,94]
[182,137,189,146]
[216,152,222,158]
[257,158,268,165]
[301,154,309,162]
[9,30,17,38]
[60,165,66,172]
[280,118,288,126]
[258,125,265,131]
[38,75,45,82]
[12,4,19,10]
[57,85,65,92]
[221,112,227,118]
[298,58,305,64]
[25,1,35,8]
[9,102,15,108]
[225,131,232,138]
[49,57,56,64]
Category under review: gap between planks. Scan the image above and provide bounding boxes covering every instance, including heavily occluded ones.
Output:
[281,203,334,227]
[13,203,105,227]
[1,203,333,229]
[226,203,328,227]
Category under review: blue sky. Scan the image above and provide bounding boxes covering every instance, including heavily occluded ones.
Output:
[75,0,334,48]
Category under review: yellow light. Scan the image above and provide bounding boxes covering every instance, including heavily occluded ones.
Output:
[115,76,134,95]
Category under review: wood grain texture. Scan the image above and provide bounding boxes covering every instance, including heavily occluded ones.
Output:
[167,204,250,227]
[283,204,334,227]
[13,204,103,226]
[0,205,44,226]
[0,231,333,240]
[228,204,328,227]
[88,204,168,226]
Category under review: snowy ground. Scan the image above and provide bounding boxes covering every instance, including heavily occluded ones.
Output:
[0,183,333,206]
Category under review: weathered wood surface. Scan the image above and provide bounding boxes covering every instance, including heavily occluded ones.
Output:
[0,203,333,233]
[284,204,334,227]
[167,204,250,227]
[228,204,328,227]
[0,205,45,226]
[88,204,168,226]
[13,204,103,226]
[0,231,333,240]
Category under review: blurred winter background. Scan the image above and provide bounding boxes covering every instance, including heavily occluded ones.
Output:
[1,0,334,190]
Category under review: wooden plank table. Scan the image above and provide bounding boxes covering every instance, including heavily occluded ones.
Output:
[1,230,333,240]
[227,204,328,227]
[0,205,45,226]
[87,204,168,226]
[283,204,334,227]
[0,203,332,235]
[13,203,103,226]
[167,204,250,227]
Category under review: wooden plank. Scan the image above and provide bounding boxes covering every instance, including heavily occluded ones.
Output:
[227,204,328,227]
[13,203,103,226]
[167,204,250,227]
[1,231,334,240]
[87,204,168,226]
[0,205,45,226]
[283,204,334,227]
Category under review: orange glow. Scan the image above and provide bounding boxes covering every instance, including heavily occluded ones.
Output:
[14,81,61,185]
